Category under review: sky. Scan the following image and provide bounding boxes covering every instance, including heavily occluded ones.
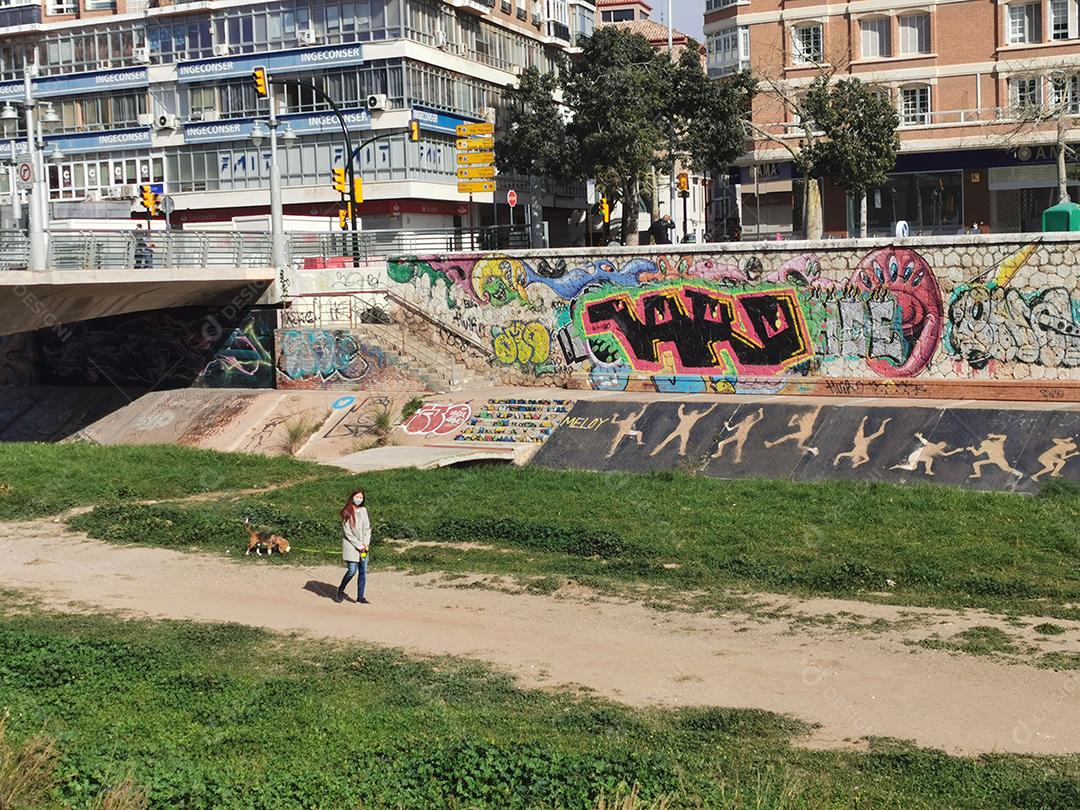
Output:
[664,1,705,41]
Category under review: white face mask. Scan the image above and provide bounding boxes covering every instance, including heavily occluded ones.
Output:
[352,496,364,506]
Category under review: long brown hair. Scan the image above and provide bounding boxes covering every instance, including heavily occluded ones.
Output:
[341,489,365,525]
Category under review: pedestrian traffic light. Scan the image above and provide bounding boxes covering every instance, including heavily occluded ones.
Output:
[141,184,159,216]
[338,202,352,230]
[252,67,268,97]
[677,172,689,193]
[599,197,610,224]
[409,119,421,142]
[353,176,364,203]
[332,167,347,193]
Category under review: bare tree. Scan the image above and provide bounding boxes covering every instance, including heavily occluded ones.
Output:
[986,63,1080,204]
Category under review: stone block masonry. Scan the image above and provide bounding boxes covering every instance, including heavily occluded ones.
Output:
[386,234,1080,402]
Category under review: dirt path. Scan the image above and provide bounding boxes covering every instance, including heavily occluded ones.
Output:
[2,519,1079,757]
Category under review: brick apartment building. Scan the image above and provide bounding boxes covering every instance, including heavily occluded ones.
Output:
[705,0,1080,237]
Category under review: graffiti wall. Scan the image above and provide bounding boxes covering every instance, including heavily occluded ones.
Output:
[386,237,1080,401]
[274,328,428,391]
[27,307,277,390]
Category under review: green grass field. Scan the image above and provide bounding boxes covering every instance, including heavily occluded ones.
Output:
[42,452,1080,618]
[2,604,1079,809]
[0,443,331,520]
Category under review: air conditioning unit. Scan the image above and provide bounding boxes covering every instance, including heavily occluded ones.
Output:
[298,28,320,46]
[212,43,229,57]
[137,112,153,126]
[132,46,150,64]
[511,65,523,76]
[84,189,102,201]
[435,29,449,49]
[99,59,112,69]
[155,114,178,130]
[366,93,388,112]
[103,186,123,199]
[531,13,542,26]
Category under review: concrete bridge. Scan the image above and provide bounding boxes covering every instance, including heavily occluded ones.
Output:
[0,230,279,336]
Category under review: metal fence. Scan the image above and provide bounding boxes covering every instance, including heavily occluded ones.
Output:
[287,224,531,266]
[0,230,29,270]
[47,231,274,271]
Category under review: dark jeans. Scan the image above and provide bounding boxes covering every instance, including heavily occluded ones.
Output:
[338,556,367,599]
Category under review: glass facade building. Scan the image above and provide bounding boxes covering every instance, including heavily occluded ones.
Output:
[0,0,594,228]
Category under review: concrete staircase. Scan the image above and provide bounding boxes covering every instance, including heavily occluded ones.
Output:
[454,398,573,444]
[353,324,465,393]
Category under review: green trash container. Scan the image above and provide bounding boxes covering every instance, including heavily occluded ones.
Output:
[1042,200,1080,231]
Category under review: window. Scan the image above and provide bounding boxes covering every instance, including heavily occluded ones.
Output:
[1008,3,1042,44]
[898,14,930,54]
[709,26,750,75]
[46,0,76,14]
[900,86,931,125]
[601,9,633,22]
[1051,74,1080,113]
[1009,77,1042,110]
[1051,0,1070,39]
[860,17,891,58]
[792,24,823,64]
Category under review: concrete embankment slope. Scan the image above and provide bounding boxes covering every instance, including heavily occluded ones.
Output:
[531,396,1080,493]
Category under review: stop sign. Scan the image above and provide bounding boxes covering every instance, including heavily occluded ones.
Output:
[507,189,518,208]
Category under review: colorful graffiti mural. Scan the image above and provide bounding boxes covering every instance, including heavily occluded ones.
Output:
[27,307,276,390]
[388,239,1073,397]
[274,328,425,391]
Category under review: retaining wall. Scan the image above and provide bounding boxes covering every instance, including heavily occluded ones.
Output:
[387,234,1080,402]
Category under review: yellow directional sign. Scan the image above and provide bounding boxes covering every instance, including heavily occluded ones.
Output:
[457,166,496,179]
[457,152,496,166]
[458,180,496,193]
[456,122,494,137]
[457,137,494,151]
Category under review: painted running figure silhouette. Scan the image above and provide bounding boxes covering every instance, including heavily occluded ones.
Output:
[1031,437,1080,482]
[606,405,648,458]
[967,434,1024,480]
[712,408,765,464]
[891,433,964,476]
[764,408,821,457]
[650,404,717,457]
[833,416,893,469]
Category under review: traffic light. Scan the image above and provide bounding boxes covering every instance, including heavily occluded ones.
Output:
[353,176,364,203]
[141,184,159,216]
[338,202,352,230]
[677,172,689,193]
[332,167,347,193]
[409,119,420,142]
[252,67,268,97]
[599,197,610,224]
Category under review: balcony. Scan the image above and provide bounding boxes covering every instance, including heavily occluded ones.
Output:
[0,0,41,28]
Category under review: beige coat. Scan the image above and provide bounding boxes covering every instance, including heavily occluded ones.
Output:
[342,507,371,563]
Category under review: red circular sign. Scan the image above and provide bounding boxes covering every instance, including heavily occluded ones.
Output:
[507,190,518,208]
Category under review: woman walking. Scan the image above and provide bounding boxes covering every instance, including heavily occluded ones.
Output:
[336,489,371,604]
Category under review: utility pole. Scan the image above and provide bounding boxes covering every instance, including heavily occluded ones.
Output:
[267,83,286,271]
[667,0,677,239]
[23,57,45,271]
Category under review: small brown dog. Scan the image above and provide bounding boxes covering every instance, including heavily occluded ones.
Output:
[244,518,291,556]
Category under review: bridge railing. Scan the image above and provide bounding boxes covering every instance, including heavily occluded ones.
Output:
[1,224,529,272]
[0,230,29,270]
[47,231,274,270]
[287,225,530,267]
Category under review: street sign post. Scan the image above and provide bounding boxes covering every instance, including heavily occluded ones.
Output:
[458,180,496,194]
[456,152,496,166]
[456,122,494,137]
[456,137,494,151]
[457,166,496,179]
[507,190,517,208]
[16,161,32,189]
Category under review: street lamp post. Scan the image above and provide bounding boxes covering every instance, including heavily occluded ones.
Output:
[251,88,295,271]
[667,0,677,240]
[0,60,59,272]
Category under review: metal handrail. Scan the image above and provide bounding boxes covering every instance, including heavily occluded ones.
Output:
[0,230,29,270]
[45,231,273,270]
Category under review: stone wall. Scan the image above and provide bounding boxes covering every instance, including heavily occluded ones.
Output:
[387,234,1080,402]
